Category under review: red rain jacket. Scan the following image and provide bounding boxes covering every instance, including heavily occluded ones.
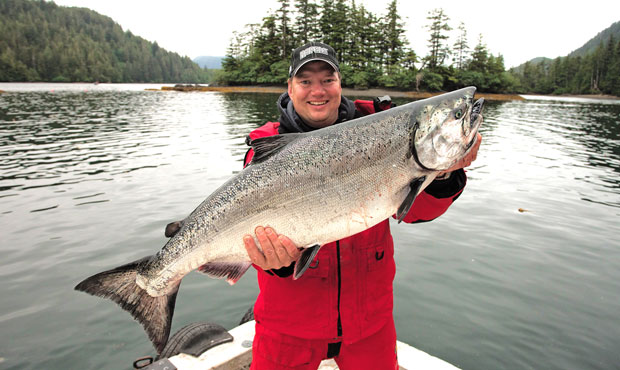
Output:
[244,100,465,344]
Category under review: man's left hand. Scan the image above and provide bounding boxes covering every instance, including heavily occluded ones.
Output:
[437,132,482,178]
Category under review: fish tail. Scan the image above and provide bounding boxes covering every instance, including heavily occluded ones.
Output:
[74,256,179,353]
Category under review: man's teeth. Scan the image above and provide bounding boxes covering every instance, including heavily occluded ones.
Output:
[308,101,327,106]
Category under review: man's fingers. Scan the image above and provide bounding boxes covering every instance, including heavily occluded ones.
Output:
[256,226,282,268]
[244,235,266,267]
[279,235,302,260]
[265,227,289,262]
[245,226,302,270]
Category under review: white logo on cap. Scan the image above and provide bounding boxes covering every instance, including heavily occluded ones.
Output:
[300,46,328,59]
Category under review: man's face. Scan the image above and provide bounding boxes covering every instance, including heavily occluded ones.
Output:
[287,61,342,129]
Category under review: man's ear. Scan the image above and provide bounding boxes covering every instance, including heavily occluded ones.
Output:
[287,78,292,95]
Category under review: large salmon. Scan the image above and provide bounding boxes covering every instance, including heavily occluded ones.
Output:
[75,87,484,352]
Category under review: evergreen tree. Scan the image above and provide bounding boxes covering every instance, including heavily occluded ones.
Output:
[590,42,605,92]
[383,0,406,68]
[610,39,620,96]
[276,0,293,59]
[346,1,366,70]
[294,0,320,44]
[330,0,349,63]
[599,35,616,94]
[453,21,469,70]
[424,8,451,70]
[468,34,489,73]
[319,0,336,45]
[365,10,385,71]
[221,32,242,71]
[345,1,380,88]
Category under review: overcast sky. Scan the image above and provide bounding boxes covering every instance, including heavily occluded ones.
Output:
[52,0,619,68]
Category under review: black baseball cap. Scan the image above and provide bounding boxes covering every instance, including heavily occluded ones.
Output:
[289,42,340,77]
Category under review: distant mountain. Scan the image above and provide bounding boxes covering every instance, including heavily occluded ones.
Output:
[509,57,552,74]
[193,56,224,69]
[569,21,620,57]
[511,20,620,71]
[0,0,210,83]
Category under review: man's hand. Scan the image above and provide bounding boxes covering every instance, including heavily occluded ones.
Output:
[437,132,482,178]
[243,226,302,270]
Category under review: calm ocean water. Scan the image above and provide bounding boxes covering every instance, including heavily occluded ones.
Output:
[0,83,619,370]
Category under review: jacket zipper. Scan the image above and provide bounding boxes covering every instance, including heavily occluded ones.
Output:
[336,241,343,337]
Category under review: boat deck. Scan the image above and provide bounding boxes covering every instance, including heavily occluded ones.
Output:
[167,321,459,370]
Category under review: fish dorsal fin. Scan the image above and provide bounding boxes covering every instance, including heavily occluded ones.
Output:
[250,134,301,164]
[396,177,426,223]
[293,244,322,280]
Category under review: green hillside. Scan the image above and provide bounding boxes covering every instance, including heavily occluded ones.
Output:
[509,57,552,74]
[512,21,619,73]
[569,21,620,58]
[508,20,620,96]
[0,0,211,83]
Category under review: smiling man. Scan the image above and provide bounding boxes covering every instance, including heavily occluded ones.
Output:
[286,58,341,128]
[242,42,481,370]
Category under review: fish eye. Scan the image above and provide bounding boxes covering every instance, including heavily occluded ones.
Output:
[454,109,464,119]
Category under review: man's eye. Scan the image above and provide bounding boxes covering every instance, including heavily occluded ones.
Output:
[300,80,310,85]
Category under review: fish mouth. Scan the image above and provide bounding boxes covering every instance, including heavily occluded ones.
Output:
[471,98,484,122]
[466,97,484,148]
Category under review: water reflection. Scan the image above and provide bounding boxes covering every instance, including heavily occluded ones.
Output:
[218,92,282,158]
[4,94,153,217]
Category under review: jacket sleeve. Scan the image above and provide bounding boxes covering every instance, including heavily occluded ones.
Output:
[398,169,466,224]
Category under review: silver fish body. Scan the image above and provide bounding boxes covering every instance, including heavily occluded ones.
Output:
[75,86,484,353]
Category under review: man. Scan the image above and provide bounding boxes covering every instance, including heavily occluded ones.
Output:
[242,42,481,369]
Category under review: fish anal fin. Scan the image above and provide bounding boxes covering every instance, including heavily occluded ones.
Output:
[396,177,426,223]
[293,244,322,280]
[249,134,301,164]
[197,261,252,285]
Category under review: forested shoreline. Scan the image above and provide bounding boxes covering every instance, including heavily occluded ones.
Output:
[514,34,620,96]
[0,0,213,83]
[219,0,620,96]
[0,0,618,96]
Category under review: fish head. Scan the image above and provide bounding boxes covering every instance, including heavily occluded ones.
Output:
[412,86,484,171]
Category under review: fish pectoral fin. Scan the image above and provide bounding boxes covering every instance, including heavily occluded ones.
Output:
[396,176,426,223]
[249,133,302,164]
[293,244,322,280]
[197,261,252,285]
[165,220,183,238]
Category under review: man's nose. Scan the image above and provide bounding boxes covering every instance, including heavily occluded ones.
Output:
[310,82,325,95]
